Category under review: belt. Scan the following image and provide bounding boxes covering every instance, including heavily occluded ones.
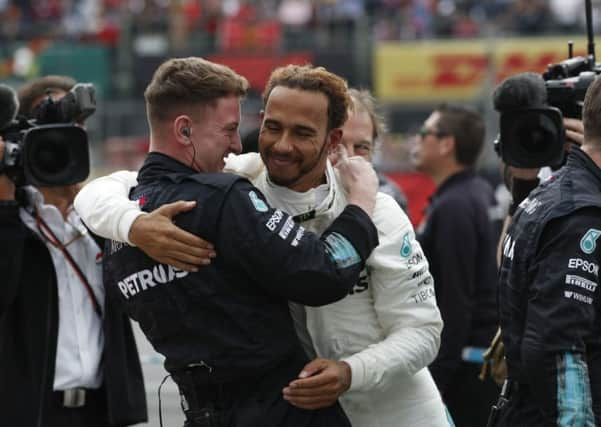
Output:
[53,387,104,408]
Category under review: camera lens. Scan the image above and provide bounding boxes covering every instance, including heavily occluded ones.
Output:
[30,129,70,176]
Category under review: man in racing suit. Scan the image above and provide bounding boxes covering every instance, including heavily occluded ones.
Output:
[101,57,382,427]
[493,76,601,425]
[75,65,449,426]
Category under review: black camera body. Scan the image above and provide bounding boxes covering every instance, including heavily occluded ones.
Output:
[544,59,600,120]
[0,83,95,187]
[495,0,600,168]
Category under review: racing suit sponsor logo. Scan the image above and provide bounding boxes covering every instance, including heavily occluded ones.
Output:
[412,267,427,279]
[349,271,369,295]
[580,229,601,254]
[323,232,361,268]
[249,191,268,212]
[565,274,598,292]
[417,276,433,287]
[412,287,435,304]
[279,216,295,240]
[291,226,305,247]
[109,240,128,255]
[564,290,593,305]
[406,252,424,267]
[117,264,188,299]
[502,235,515,260]
[400,232,413,258]
[568,258,599,276]
[519,197,542,215]
[266,209,284,231]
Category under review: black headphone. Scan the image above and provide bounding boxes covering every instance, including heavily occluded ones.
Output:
[181,127,191,137]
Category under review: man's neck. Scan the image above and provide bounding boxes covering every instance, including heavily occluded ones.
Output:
[430,162,466,188]
[582,144,601,170]
[38,186,75,219]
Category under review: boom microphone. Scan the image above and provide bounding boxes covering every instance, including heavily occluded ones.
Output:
[493,72,548,112]
[0,84,19,130]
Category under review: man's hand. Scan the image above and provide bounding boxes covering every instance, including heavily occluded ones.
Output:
[282,358,351,410]
[564,118,584,146]
[333,145,378,216]
[0,139,15,201]
[129,201,216,272]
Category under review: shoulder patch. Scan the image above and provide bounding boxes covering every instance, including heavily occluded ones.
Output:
[400,232,413,258]
[580,229,601,254]
[248,191,268,212]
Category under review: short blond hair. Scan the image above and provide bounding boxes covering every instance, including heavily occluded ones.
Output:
[263,64,350,131]
[144,57,249,125]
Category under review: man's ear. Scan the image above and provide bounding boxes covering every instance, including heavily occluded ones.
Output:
[439,135,455,157]
[173,115,192,146]
[327,128,343,152]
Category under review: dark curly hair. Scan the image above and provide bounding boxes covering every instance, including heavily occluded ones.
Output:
[262,64,350,131]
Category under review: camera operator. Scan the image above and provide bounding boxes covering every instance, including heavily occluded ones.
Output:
[0,76,147,427]
[492,76,601,425]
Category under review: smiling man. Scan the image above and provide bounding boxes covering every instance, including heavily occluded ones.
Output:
[95,58,382,427]
[75,64,449,426]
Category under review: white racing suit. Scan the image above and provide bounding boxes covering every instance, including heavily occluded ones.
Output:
[74,153,450,427]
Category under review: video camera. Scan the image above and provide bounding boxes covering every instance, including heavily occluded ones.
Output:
[0,82,95,187]
[495,0,599,168]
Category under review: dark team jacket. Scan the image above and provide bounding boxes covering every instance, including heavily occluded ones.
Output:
[418,170,498,393]
[498,146,601,425]
[0,196,147,427]
[103,152,379,381]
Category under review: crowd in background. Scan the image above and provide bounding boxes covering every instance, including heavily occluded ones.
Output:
[1,0,599,47]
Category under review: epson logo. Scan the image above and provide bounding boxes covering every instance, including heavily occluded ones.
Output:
[117,264,188,299]
[568,258,599,277]
[266,210,284,231]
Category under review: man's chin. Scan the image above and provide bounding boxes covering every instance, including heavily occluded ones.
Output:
[267,172,298,188]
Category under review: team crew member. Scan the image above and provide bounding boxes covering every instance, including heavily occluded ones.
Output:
[411,104,499,426]
[492,77,601,425]
[76,65,449,426]
[101,57,380,427]
[337,88,408,211]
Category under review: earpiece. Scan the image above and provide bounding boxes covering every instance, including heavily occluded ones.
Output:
[181,127,191,137]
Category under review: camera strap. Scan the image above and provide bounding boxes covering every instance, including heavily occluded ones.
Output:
[34,210,103,318]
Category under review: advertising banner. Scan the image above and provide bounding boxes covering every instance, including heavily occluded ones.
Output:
[375,37,588,102]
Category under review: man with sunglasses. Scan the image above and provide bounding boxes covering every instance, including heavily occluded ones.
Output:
[0,76,147,427]
[411,104,499,426]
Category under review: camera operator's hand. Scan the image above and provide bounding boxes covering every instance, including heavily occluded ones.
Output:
[564,118,584,146]
[0,138,15,201]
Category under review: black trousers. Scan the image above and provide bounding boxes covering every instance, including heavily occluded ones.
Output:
[444,362,501,427]
[175,355,351,427]
[46,388,116,427]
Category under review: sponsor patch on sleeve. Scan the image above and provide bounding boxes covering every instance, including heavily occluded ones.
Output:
[400,232,413,258]
[580,228,601,254]
[323,232,361,268]
[249,191,269,212]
